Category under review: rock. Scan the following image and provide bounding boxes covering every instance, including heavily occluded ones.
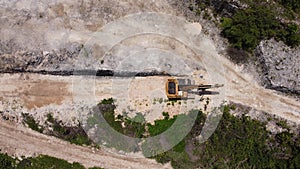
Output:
[43,51,49,56]
[255,39,300,97]
[0,42,83,72]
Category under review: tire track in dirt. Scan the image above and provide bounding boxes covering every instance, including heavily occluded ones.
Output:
[0,120,171,169]
[221,58,300,123]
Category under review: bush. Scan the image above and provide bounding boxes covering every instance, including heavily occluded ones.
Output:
[46,113,55,123]
[0,153,15,169]
[17,155,85,169]
[221,4,300,52]
[279,0,300,12]
[50,121,92,146]
[0,153,104,169]
[143,105,300,169]
[22,113,92,146]
[22,113,44,133]
[99,98,114,105]
[221,6,282,51]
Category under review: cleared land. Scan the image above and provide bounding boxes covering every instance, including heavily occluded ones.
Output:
[0,1,299,168]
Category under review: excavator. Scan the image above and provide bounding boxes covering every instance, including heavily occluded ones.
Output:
[166,78,224,99]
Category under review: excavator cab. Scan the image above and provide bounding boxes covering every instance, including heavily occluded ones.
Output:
[166,78,188,99]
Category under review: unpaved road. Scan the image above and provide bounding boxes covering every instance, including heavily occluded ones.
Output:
[0,60,299,125]
[0,120,171,169]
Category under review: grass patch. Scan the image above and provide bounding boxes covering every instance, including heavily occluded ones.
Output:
[147,113,176,136]
[0,153,104,169]
[276,119,290,130]
[278,0,300,14]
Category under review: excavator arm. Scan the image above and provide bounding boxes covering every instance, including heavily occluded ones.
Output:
[166,78,223,99]
[179,84,224,91]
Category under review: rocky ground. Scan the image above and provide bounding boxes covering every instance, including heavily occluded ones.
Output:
[256,39,300,97]
[0,0,176,72]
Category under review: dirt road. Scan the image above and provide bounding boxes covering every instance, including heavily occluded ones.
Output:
[0,120,171,169]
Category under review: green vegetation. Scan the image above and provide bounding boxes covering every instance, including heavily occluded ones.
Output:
[22,113,44,133]
[147,113,176,136]
[158,98,163,104]
[48,118,92,146]
[149,105,300,169]
[146,110,206,168]
[22,113,92,146]
[16,155,85,169]
[46,113,55,123]
[279,0,300,12]
[0,153,104,169]
[97,99,300,168]
[221,5,300,52]
[276,119,290,130]
[0,153,15,169]
[87,100,147,152]
[21,98,300,168]
[99,98,114,105]
[191,0,300,63]
[94,99,298,168]
[91,99,201,155]
[195,108,270,168]
[96,102,146,138]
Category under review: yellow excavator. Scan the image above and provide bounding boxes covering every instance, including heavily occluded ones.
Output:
[166,78,224,99]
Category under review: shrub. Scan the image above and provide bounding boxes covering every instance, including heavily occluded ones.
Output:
[0,153,15,169]
[0,153,96,169]
[22,113,43,133]
[221,6,282,51]
[99,98,114,105]
[279,0,300,12]
[221,4,300,52]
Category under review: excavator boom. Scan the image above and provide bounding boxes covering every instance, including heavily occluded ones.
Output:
[179,84,224,91]
[166,78,223,99]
